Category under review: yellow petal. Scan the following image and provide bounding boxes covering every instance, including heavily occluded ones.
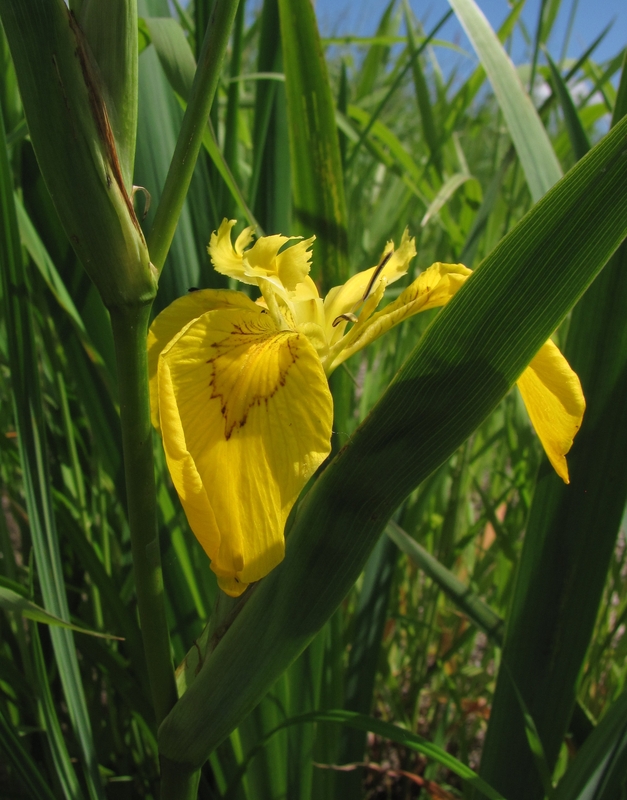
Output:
[291,277,326,350]
[242,233,315,291]
[148,289,258,430]
[209,219,316,295]
[234,225,255,254]
[276,236,316,290]
[208,219,257,285]
[328,262,471,371]
[158,305,333,595]
[516,340,585,483]
[323,229,417,342]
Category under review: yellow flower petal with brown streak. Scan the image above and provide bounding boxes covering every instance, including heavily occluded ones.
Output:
[323,229,417,344]
[147,289,258,430]
[156,305,333,596]
[326,260,584,482]
[516,340,585,483]
[328,262,471,371]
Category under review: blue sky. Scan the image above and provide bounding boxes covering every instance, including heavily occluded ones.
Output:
[314,0,626,72]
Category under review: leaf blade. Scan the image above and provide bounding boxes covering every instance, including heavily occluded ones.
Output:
[447,0,563,201]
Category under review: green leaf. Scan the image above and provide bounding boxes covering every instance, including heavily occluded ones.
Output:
[444,0,526,135]
[545,50,590,161]
[477,62,627,800]
[553,692,627,800]
[278,0,348,289]
[135,24,205,310]
[405,5,442,174]
[354,0,396,101]
[31,625,87,799]
[421,173,479,228]
[142,14,259,233]
[0,587,122,639]
[158,110,627,772]
[250,0,291,234]
[15,196,115,393]
[146,0,241,273]
[222,0,246,206]
[0,702,57,800]
[447,0,563,201]
[345,10,453,173]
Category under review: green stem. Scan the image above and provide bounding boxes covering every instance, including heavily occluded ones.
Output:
[110,303,177,726]
[147,0,241,274]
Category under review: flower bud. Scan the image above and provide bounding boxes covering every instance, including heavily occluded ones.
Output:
[0,0,156,308]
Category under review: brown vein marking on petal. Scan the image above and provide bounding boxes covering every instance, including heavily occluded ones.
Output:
[206,317,299,439]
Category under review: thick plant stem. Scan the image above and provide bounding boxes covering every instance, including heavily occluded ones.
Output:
[110,304,177,726]
[147,0,241,274]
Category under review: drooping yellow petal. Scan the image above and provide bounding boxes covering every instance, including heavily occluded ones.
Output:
[516,340,585,483]
[157,305,333,595]
[323,229,417,343]
[148,289,259,430]
[328,262,471,371]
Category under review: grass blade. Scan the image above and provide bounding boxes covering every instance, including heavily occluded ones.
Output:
[404,4,442,175]
[447,0,562,201]
[354,0,396,101]
[147,0,241,274]
[31,625,85,800]
[278,0,348,289]
[250,0,291,233]
[553,693,627,800]
[336,534,398,798]
[387,521,504,642]
[545,50,591,161]
[0,102,104,800]
[0,587,122,639]
[143,15,259,233]
[346,10,453,173]
[0,700,58,800]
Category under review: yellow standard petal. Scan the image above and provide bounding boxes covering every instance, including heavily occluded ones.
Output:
[207,219,256,284]
[148,289,259,430]
[208,217,315,294]
[157,305,333,596]
[247,233,316,291]
[516,340,585,484]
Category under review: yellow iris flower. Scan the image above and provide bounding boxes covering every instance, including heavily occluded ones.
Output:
[148,219,585,596]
